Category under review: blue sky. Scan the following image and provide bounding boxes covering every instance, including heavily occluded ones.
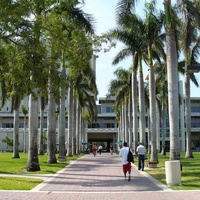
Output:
[83,0,200,98]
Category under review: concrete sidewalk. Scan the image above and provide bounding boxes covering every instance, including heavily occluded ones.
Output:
[0,153,199,200]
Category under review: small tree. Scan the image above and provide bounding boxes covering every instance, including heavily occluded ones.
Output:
[2,136,14,149]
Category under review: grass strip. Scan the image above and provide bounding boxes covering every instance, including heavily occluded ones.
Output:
[0,152,83,190]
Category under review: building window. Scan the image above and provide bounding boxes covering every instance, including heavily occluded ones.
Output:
[191,122,200,128]
[102,106,114,113]
[43,123,47,128]
[2,123,13,128]
[191,106,200,113]
[106,123,115,128]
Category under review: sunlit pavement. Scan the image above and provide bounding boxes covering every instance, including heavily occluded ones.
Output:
[0,153,199,200]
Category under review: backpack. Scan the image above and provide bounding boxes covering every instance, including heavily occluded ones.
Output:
[127,148,134,163]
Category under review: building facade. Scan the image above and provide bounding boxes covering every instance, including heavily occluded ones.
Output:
[0,96,200,152]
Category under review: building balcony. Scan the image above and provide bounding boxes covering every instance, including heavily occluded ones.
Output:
[87,128,118,133]
[191,128,200,132]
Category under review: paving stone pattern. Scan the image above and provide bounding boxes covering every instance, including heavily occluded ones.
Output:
[0,153,199,200]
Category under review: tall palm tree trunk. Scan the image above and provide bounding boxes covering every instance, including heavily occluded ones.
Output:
[38,97,44,155]
[161,102,166,155]
[124,103,129,142]
[59,66,66,156]
[185,72,193,158]
[149,63,157,162]
[164,1,180,160]
[67,82,73,156]
[27,89,40,171]
[156,101,160,152]
[78,111,82,154]
[72,98,76,155]
[76,101,80,155]
[47,89,57,163]
[23,114,27,153]
[138,61,145,146]
[128,96,133,148]
[132,69,138,154]
[12,108,20,158]
[121,105,125,142]
[47,67,57,163]
[166,29,180,160]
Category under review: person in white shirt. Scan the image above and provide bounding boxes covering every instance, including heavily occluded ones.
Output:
[98,145,103,155]
[136,143,146,171]
[119,142,132,181]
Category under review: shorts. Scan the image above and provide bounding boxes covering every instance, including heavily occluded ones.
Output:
[123,163,131,173]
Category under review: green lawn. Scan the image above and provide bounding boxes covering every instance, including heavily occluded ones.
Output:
[141,152,200,190]
[0,151,200,190]
[0,152,83,190]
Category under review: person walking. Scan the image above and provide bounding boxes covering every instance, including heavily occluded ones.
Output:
[98,145,103,155]
[119,142,132,181]
[92,145,97,157]
[110,145,113,155]
[136,142,146,171]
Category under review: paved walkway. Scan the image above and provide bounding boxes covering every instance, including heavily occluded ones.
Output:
[0,153,199,200]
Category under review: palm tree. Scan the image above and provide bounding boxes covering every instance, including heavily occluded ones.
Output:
[154,61,168,155]
[115,0,142,153]
[21,105,28,153]
[176,0,200,158]
[0,42,8,110]
[4,43,31,159]
[12,95,21,159]
[47,57,57,163]
[74,63,98,154]
[38,95,48,155]
[139,1,164,163]
[108,18,143,153]
[164,0,180,160]
[58,62,67,157]
[138,56,146,146]
[46,0,95,157]
[107,68,132,145]
[27,0,50,171]
[27,88,40,171]
[67,81,74,156]
[113,1,165,161]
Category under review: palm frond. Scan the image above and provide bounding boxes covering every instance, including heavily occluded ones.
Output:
[115,0,138,18]
[112,48,132,65]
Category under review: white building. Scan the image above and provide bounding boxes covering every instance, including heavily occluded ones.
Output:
[0,95,200,152]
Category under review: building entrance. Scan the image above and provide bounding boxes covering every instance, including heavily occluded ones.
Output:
[87,132,116,152]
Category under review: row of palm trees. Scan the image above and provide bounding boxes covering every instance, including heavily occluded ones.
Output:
[1,0,200,172]
[0,0,99,171]
[106,0,200,162]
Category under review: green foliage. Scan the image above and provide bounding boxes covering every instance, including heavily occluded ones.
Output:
[21,105,28,116]
[2,136,13,147]
[91,34,116,54]
[43,132,47,141]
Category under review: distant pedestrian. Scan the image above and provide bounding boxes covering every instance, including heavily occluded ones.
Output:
[92,145,97,156]
[110,145,113,155]
[136,143,146,171]
[98,145,103,155]
[119,142,132,181]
